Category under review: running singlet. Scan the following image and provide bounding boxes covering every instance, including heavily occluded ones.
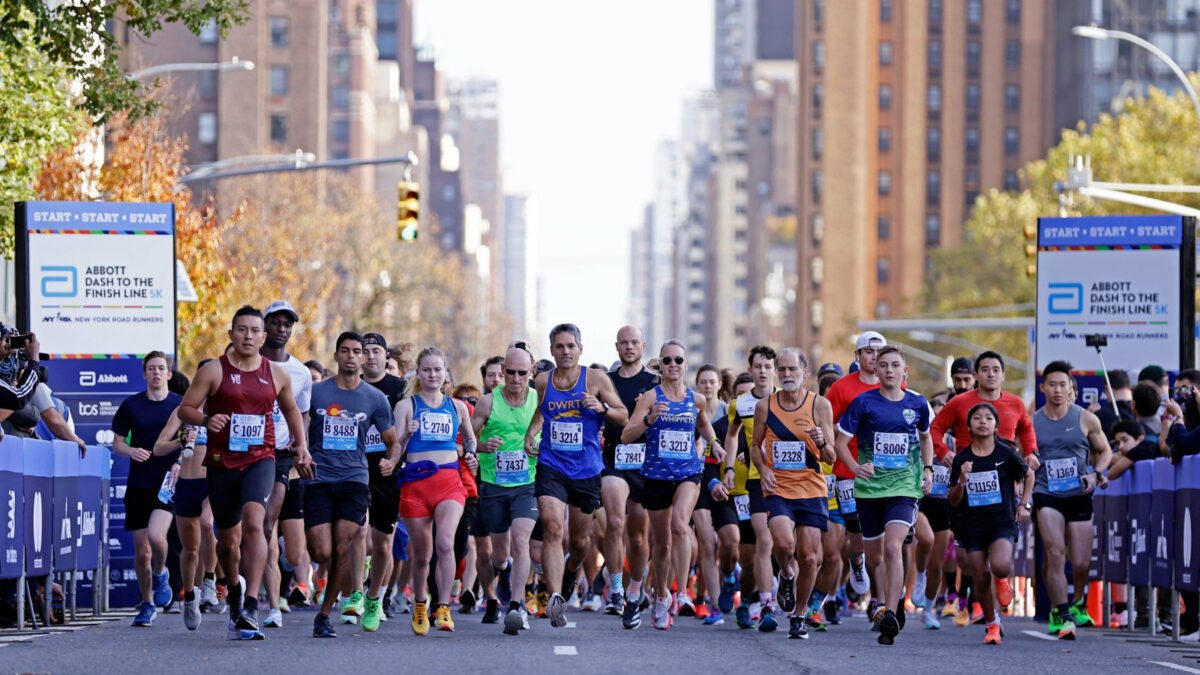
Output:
[479,387,540,487]
[1032,405,1092,498]
[837,389,931,500]
[537,368,604,480]
[641,386,703,481]
[724,389,768,495]
[205,354,277,471]
[761,391,825,500]
[407,394,460,455]
[929,389,1037,460]
[604,367,659,470]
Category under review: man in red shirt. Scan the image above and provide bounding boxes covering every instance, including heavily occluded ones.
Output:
[929,351,1040,470]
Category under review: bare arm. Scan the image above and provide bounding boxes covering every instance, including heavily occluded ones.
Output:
[379,426,401,476]
[41,407,88,456]
[748,397,771,491]
[152,410,186,456]
[1083,409,1113,489]
[591,374,629,426]
[620,390,655,444]
[523,374,547,455]
[179,361,222,429]
[813,396,836,465]
[695,391,722,463]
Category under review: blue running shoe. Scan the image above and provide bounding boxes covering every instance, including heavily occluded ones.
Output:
[132,601,156,627]
[703,606,725,626]
[735,605,753,629]
[313,613,337,638]
[719,575,737,614]
[228,617,258,640]
[153,571,171,607]
[758,607,778,632]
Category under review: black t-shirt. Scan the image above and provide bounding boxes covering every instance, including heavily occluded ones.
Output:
[602,367,660,464]
[112,391,183,489]
[949,440,1028,530]
[367,373,407,410]
[1124,439,1160,464]
[1096,399,1136,440]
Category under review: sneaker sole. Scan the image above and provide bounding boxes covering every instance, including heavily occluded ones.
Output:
[549,600,567,628]
[877,634,894,645]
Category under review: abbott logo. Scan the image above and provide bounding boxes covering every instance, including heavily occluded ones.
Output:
[80,371,95,387]
[1048,283,1084,314]
[79,372,127,387]
[40,266,77,298]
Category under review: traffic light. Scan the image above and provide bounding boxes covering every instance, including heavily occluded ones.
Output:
[1023,222,1037,278]
[397,181,419,241]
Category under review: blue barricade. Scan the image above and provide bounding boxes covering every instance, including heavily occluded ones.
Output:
[0,436,23,579]
[23,439,53,576]
[100,446,111,567]
[106,454,132,560]
[77,446,107,571]
[1090,484,1107,581]
[1127,460,1154,586]
[52,440,79,572]
[1103,473,1129,584]
[1177,454,1200,592]
[1151,458,1176,588]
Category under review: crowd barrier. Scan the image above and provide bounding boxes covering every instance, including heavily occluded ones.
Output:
[0,436,110,628]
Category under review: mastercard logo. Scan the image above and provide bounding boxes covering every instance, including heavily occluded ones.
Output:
[327,404,344,416]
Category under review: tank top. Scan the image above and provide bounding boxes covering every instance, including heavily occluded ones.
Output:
[407,393,460,455]
[761,391,826,499]
[479,387,539,486]
[1033,405,1092,498]
[641,386,703,481]
[537,367,603,480]
[205,354,277,471]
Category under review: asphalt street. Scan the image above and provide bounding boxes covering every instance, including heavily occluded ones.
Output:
[3,603,1200,674]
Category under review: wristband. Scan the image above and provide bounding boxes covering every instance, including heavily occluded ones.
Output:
[725,466,735,474]
[202,415,211,428]
[923,465,934,472]
[707,478,721,492]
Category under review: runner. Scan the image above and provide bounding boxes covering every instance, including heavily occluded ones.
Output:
[691,364,727,624]
[813,365,845,629]
[112,351,183,627]
[621,340,718,630]
[950,357,976,397]
[178,305,312,641]
[749,348,836,640]
[259,300,313,629]
[523,323,628,628]
[600,326,657,621]
[834,345,933,645]
[469,355,506,623]
[472,345,541,635]
[705,373,754,626]
[722,345,778,631]
[393,346,477,635]
[1033,360,1113,639]
[304,332,399,638]
[948,402,1034,645]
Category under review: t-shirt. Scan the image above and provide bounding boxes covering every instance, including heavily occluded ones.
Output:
[837,389,931,500]
[272,354,313,452]
[305,379,392,485]
[1123,438,1161,464]
[929,389,1038,460]
[112,391,183,489]
[949,441,1028,530]
[366,374,408,477]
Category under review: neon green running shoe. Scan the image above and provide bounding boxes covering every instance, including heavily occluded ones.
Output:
[340,590,365,624]
[1047,608,1064,635]
[1069,600,1094,627]
[362,595,381,632]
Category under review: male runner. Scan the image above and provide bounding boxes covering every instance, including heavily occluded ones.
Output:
[306,332,400,637]
[1033,360,1112,639]
[473,346,541,635]
[178,305,311,640]
[260,300,313,628]
[705,374,753,625]
[601,326,657,622]
[112,351,182,627]
[950,357,976,397]
[469,355,505,622]
[524,323,627,628]
[834,346,933,646]
[749,348,836,640]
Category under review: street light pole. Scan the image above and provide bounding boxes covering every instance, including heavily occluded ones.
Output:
[128,57,255,81]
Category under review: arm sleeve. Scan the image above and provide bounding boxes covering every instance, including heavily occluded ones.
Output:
[0,365,40,411]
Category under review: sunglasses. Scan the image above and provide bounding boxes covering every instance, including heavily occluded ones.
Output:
[506,368,529,376]
[661,356,685,365]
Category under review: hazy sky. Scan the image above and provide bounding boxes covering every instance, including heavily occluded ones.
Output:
[415,1,713,365]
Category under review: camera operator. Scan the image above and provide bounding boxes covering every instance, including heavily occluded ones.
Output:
[0,324,42,415]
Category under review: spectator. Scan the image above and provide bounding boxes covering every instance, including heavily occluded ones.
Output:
[1106,419,1162,479]
[1094,369,1135,441]
[0,381,88,456]
[1138,364,1169,399]
[0,325,43,414]
[1131,383,1162,441]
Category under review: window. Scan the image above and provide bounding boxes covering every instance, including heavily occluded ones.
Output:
[927,84,942,111]
[811,213,825,244]
[1006,40,1020,68]
[967,0,982,25]
[880,0,892,22]
[1005,127,1019,154]
[927,127,941,159]
[270,17,289,47]
[759,118,771,136]
[928,40,942,69]
[879,84,892,110]
[966,85,980,111]
[814,0,824,23]
[198,70,217,98]
[966,170,979,187]
[378,0,398,22]
[877,215,890,240]
[1004,170,1020,191]
[378,32,397,60]
[967,41,981,68]
[1006,0,1020,24]
[929,0,943,24]
[269,65,289,96]
[966,127,980,152]
[333,85,349,109]
[926,170,941,205]
[1005,84,1020,111]
[878,127,891,152]
[270,114,287,143]
[812,84,823,114]
[813,41,825,70]
[199,18,218,44]
[878,171,891,196]
[812,127,823,160]
[925,214,941,246]
[333,53,350,76]
[197,112,217,144]
[812,171,823,205]
[879,41,893,66]
[875,301,891,318]
[877,258,891,283]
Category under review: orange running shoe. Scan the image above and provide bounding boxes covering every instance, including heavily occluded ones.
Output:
[984,623,1002,644]
[995,578,1013,608]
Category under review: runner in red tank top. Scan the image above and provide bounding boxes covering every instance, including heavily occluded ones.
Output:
[179,305,311,641]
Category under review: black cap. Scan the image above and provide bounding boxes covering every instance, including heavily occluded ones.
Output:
[362,333,388,352]
[950,357,973,375]
[536,359,554,374]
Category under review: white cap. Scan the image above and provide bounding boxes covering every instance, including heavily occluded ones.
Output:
[264,300,299,322]
[855,331,887,351]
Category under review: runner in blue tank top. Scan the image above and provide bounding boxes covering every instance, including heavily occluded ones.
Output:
[523,323,627,628]
[622,339,718,629]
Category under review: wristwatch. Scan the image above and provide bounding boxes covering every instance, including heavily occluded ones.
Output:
[601,401,610,414]
[1021,503,1033,512]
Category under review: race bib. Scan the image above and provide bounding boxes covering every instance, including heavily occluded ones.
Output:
[419,412,455,440]
[835,479,857,514]
[873,432,910,469]
[733,494,751,521]
[930,465,950,497]
[195,425,208,446]
[825,474,836,500]
[365,425,385,454]
[658,430,694,460]
[495,451,530,485]
[1046,458,1079,493]
[322,414,358,451]
[614,443,645,470]
[967,470,1002,507]
[229,414,265,452]
[772,441,806,471]
[550,421,583,452]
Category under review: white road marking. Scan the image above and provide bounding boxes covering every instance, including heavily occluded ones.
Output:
[554,646,578,656]
[1021,630,1061,641]
[1151,661,1200,674]
[566,621,576,628]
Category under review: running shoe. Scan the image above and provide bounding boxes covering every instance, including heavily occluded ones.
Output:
[955,603,970,627]
[278,597,291,614]
[758,605,778,632]
[675,592,696,617]
[313,613,337,638]
[340,591,364,624]
[878,609,899,645]
[263,608,283,628]
[1058,617,1076,640]
[735,605,753,629]
[504,606,523,635]
[622,596,642,629]
[995,578,1013,608]
[1069,599,1095,627]
[652,596,672,630]
[942,593,959,617]
[777,575,796,613]
[824,599,841,625]
[1048,607,1064,634]
[288,585,310,608]
[183,596,201,631]
[548,592,567,627]
[200,579,219,613]
[805,608,827,632]
[536,589,549,618]
[749,601,763,621]
[971,602,985,624]
[788,615,809,639]
[912,572,927,609]
[411,601,429,636]
[849,556,870,595]
[896,602,906,631]
[582,593,603,612]
[695,603,711,620]
[923,605,941,630]
[703,607,725,626]
[362,595,382,632]
[393,593,410,615]
[984,622,1002,645]
[153,571,172,607]
[562,568,579,602]
[718,574,737,613]
[228,616,260,640]
[436,603,455,632]
[482,598,501,624]
[1110,609,1128,628]
[605,591,624,616]
[496,564,513,606]
[132,600,156,627]
[459,588,477,614]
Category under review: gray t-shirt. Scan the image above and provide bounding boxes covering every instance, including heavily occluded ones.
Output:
[305,379,393,485]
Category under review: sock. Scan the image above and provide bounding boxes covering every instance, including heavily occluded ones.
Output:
[943,571,957,595]
[609,573,623,593]
[217,576,227,587]
[204,572,216,581]
[1114,601,1127,613]
[509,600,521,612]
[724,572,736,584]
[627,579,643,601]
[759,592,772,606]
[494,561,509,574]
[1056,602,1071,617]
[532,563,544,576]
[244,595,258,612]
[809,590,826,611]
[227,582,243,614]
[987,617,1000,627]
[184,589,196,602]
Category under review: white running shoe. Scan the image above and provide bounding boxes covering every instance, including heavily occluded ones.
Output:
[849,556,870,595]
